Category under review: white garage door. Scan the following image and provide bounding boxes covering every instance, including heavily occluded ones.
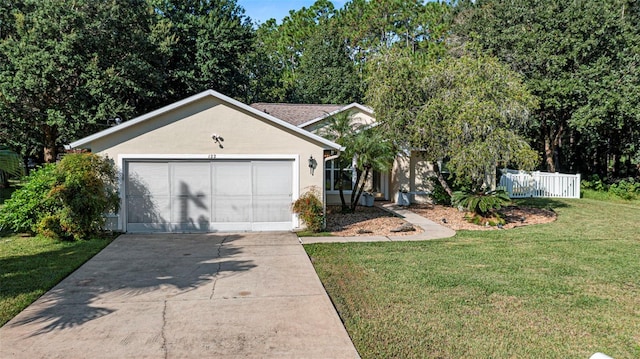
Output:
[125,160,294,232]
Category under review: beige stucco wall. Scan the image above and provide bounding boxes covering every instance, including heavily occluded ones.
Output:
[391,151,435,204]
[84,96,328,195]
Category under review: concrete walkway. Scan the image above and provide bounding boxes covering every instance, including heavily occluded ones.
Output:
[300,203,456,244]
[0,233,360,359]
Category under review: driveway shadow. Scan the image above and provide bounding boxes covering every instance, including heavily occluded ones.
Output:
[7,233,255,336]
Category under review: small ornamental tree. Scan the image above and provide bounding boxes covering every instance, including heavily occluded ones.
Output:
[0,153,119,240]
[367,48,539,197]
[321,113,396,213]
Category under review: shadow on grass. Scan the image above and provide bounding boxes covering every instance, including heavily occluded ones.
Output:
[2,233,256,336]
[513,197,571,209]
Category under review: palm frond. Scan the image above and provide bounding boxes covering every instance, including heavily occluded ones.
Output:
[0,148,24,178]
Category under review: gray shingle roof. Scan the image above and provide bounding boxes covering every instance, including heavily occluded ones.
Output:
[250,103,344,126]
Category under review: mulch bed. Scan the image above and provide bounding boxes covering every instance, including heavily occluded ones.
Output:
[325,205,422,236]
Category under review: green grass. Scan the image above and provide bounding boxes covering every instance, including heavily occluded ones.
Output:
[305,198,640,358]
[296,230,334,237]
[0,234,114,327]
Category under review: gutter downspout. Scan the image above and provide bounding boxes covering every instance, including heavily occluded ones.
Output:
[323,147,344,229]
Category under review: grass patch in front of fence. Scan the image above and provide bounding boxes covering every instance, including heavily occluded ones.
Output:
[305,198,640,358]
[0,234,115,327]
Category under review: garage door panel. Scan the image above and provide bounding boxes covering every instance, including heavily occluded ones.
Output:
[127,162,169,196]
[127,196,170,223]
[213,196,252,223]
[253,161,292,223]
[253,161,292,195]
[170,162,212,228]
[214,162,251,195]
[169,195,211,229]
[126,162,171,230]
[253,196,291,222]
[171,162,211,195]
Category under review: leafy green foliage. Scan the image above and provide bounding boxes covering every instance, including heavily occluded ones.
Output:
[320,113,396,212]
[608,178,640,200]
[0,146,23,179]
[294,23,362,103]
[455,0,640,176]
[0,163,56,234]
[428,177,451,205]
[44,153,120,240]
[452,189,511,217]
[582,174,639,200]
[148,0,254,103]
[0,153,119,240]
[367,48,539,194]
[0,0,163,162]
[292,188,324,232]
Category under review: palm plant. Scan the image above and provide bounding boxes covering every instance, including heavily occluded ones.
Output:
[321,113,396,212]
[452,188,511,225]
[0,147,24,187]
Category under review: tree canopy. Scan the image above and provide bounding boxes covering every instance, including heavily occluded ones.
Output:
[0,0,638,182]
[367,48,539,193]
[0,0,163,162]
[454,0,640,176]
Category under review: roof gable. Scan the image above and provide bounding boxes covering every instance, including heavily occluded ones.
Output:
[249,103,345,126]
[67,90,343,151]
[298,103,374,129]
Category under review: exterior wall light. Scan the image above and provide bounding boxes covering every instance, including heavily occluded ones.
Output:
[308,155,317,175]
[212,134,224,149]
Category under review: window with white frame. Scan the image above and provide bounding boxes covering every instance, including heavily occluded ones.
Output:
[325,159,355,192]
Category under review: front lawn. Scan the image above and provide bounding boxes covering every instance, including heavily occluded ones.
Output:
[305,198,640,358]
[0,235,114,327]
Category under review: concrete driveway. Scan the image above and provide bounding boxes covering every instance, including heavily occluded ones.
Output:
[0,233,360,358]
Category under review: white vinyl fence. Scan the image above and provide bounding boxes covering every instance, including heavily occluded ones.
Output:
[499,169,581,199]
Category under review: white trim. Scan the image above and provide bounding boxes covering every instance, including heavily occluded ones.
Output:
[66,89,344,151]
[116,153,300,232]
[298,103,374,129]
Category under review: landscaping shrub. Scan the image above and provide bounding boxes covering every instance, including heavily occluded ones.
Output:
[0,163,56,234]
[0,153,120,240]
[581,174,639,200]
[292,188,324,232]
[452,189,511,223]
[608,178,639,200]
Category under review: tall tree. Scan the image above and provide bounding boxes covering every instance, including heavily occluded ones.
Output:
[367,48,539,194]
[148,0,254,103]
[251,0,337,102]
[455,0,640,176]
[294,24,362,103]
[0,0,163,162]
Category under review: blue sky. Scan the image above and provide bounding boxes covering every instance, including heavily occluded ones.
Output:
[237,0,345,25]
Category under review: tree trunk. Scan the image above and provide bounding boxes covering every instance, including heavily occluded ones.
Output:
[337,169,348,213]
[43,125,57,163]
[350,167,370,212]
[542,120,563,173]
[434,162,452,197]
